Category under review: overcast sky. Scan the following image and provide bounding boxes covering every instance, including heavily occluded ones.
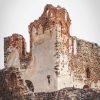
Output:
[0,0,100,69]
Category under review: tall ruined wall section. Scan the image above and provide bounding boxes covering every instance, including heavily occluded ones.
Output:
[27,4,71,92]
[69,37,100,89]
[4,34,30,69]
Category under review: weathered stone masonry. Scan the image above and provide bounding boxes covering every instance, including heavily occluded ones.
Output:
[69,38,100,88]
[1,4,100,97]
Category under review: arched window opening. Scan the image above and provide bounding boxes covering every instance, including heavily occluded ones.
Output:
[86,68,90,78]
[83,85,89,89]
[25,80,34,92]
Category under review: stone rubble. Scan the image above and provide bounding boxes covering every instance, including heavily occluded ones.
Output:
[34,88,100,100]
[0,67,35,100]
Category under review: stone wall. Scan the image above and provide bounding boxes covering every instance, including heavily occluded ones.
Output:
[4,34,31,69]
[4,34,26,59]
[26,4,71,92]
[0,67,35,100]
[68,37,100,89]
[3,4,100,94]
[34,87,100,100]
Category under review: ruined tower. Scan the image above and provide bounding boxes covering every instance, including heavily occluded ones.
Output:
[4,4,100,93]
[27,4,72,92]
[28,4,100,92]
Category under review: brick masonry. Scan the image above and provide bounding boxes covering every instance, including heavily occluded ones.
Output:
[0,4,100,100]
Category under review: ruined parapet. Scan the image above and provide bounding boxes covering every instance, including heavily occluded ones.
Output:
[4,34,31,69]
[26,4,72,92]
[4,33,26,61]
[28,4,71,55]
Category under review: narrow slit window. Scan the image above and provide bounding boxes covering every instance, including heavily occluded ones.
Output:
[86,68,90,78]
[47,75,51,84]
